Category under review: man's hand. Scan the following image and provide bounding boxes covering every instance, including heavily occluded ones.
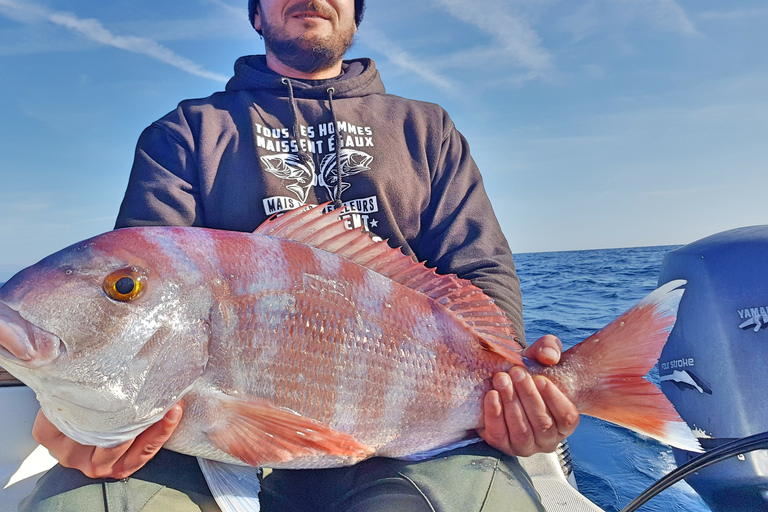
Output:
[32,405,183,480]
[479,334,579,457]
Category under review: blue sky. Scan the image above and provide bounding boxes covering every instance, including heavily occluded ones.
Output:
[1,0,767,281]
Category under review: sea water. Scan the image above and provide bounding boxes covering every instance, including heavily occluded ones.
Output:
[515,246,712,512]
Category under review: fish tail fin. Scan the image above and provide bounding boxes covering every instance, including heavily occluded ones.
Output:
[557,280,702,452]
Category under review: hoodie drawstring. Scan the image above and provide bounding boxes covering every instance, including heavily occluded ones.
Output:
[281,78,313,171]
[326,87,344,210]
[279,78,345,210]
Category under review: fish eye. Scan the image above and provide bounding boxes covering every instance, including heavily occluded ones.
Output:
[104,268,145,302]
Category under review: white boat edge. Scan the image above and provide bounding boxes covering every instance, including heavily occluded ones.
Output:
[0,384,604,512]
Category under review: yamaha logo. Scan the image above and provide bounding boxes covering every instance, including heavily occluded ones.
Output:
[737,306,768,332]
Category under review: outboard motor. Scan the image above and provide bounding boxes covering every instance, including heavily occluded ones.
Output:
[658,226,768,511]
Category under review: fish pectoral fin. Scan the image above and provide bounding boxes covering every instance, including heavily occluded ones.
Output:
[197,457,262,512]
[207,395,375,466]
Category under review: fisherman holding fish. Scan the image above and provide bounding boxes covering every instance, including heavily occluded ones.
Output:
[20,1,582,510]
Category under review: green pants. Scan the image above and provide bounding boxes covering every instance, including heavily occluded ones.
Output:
[20,443,545,512]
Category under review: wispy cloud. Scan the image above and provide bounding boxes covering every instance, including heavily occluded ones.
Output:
[428,0,696,75]
[614,0,697,35]
[0,0,228,82]
[699,8,768,21]
[359,28,456,92]
[205,0,247,20]
[433,0,553,72]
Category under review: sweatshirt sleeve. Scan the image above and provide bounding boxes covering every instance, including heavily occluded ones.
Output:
[115,114,204,229]
[416,121,526,346]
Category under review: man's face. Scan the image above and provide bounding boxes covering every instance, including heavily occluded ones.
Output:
[254,0,357,74]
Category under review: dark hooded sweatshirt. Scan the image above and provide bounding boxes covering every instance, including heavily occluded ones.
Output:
[116,55,526,345]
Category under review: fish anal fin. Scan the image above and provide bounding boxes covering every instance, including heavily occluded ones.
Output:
[253,204,522,354]
[197,457,262,512]
[207,394,374,467]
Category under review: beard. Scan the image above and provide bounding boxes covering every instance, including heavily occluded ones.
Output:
[261,3,356,75]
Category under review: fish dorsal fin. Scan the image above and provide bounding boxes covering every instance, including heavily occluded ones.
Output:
[254,204,523,364]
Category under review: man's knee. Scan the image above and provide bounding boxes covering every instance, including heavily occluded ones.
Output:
[20,450,217,512]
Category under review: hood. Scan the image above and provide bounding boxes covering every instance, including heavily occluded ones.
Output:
[225,55,385,99]
[224,55,386,209]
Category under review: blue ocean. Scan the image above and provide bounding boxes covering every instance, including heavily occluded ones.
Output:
[515,245,711,512]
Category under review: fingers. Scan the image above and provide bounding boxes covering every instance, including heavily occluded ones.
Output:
[33,410,117,478]
[508,368,559,455]
[80,442,134,479]
[534,377,580,438]
[32,409,64,447]
[110,405,183,479]
[521,334,563,365]
[33,410,102,474]
[479,390,507,451]
[480,372,531,456]
[30,405,183,480]
[480,365,579,457]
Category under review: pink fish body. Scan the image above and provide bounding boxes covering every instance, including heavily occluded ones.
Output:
[0,205,701,477]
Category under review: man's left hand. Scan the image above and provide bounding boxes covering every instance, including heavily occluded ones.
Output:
[478,334,579,457]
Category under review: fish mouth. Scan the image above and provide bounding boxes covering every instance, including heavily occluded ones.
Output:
[0,300,62,369]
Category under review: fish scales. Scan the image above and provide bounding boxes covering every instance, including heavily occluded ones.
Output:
[187,232,506,460]
[0,204,703,487]
[81,223,499,467]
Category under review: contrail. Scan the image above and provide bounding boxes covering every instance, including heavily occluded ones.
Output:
[358,28,456,93]
[433,0,553,72]
[0,0,229,82]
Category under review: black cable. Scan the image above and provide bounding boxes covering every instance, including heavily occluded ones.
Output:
[620,431,768,512]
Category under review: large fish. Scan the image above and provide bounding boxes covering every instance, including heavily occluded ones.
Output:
[0,205,700,511]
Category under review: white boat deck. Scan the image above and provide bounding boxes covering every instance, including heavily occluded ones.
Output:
[0,384,604,512]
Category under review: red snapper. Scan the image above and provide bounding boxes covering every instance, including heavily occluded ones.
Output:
[0,205,700,510]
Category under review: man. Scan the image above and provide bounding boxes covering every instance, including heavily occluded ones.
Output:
[22,1,579,510]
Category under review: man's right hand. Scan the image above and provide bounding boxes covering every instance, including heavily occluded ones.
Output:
[479,335,579,457]
[31,405,182,480]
